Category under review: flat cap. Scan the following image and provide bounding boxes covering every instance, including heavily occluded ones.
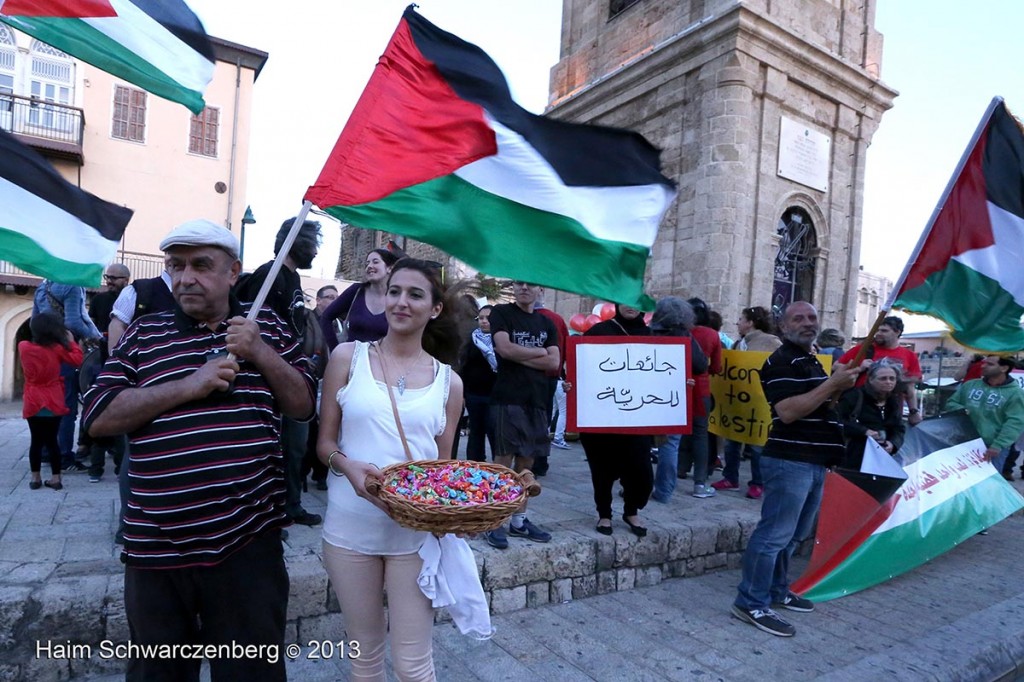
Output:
[159,219,240,259]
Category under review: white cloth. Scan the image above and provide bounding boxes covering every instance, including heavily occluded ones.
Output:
[418,534,494,640]
[553,379,567,441]
[323,342,451,555]
[471,328,498,372]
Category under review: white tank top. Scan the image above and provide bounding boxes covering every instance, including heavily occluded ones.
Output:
[322,341,451,554]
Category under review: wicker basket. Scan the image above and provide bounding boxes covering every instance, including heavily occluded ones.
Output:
[365,460,542,534]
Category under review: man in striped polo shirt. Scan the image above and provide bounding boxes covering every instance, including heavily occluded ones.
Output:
[84,220,315,681]
[731,301,863,637]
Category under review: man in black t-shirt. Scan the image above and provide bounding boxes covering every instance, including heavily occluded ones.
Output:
[484,281,559,549]
[731,302,862,637]
[235,217,323,527]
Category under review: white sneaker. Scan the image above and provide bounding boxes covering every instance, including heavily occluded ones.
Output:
[551,439,571,450]
[692,484,717,498]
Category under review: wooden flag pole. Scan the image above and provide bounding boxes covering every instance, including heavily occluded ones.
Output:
[226,200,313,361]
[847,309,889,368]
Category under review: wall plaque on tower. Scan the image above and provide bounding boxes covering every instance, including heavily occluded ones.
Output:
[777,117,830,192]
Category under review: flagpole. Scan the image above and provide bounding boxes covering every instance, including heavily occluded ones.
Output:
[226,200,313,361]
[884,96,1003,312]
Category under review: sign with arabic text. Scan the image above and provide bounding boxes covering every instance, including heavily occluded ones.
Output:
[566,337,691,434]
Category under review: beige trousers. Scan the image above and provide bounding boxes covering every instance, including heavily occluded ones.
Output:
[322,542,436,682]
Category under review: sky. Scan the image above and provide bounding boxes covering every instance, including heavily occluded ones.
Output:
[188,1,1024,331]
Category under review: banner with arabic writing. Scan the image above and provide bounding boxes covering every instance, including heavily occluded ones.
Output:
[708,350,832,446]
[566,337,692,434]
[793,413,1024,601]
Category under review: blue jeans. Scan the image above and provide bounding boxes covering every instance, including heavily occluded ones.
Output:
[992,448,1009,476]
[652,434,681,502]
[677,412,710,486]
[723,440,763,486]
[735,456,825,610]
[58,363,79,464]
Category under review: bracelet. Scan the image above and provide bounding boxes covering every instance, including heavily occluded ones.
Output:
[327,450,346,477]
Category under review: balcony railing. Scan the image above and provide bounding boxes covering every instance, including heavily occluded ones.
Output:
[0,252,165,288]
[0,92,84,160]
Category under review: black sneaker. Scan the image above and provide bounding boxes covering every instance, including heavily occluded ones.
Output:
[731,605,795,637]
[64,462,88,473]
[508,517,552,543]
[484,526,508,550]
[290,510,322,526]
[773,592,814,612]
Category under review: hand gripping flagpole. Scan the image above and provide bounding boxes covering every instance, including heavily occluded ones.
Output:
[848,96,1004,370]
[226,200,314,362]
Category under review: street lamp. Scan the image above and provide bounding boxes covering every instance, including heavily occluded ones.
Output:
[240,205,256,265]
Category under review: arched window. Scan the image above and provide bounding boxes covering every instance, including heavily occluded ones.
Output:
[28,39,74,134]
[1,27,17,130]
[859,288,869,304]
[773,207,817,315]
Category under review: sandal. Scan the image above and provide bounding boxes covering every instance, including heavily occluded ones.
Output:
[29,480,42,490]
[44,480,63,491]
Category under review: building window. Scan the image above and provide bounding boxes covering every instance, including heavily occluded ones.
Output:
[773,207,818,315]
[610,0,642,19]
[28,40,74,134]
[112,84,146,142]
[189,106,219,157]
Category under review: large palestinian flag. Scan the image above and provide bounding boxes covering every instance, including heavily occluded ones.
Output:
[0,0,214,114]
[305,6,676,310]
[0,128,133,286]
[792,414,1024,601]
[891,97,1024,351]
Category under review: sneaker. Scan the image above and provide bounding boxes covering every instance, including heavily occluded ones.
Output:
[89,475,101,483]
[711,479,739,491]
[773,592,814,612]
[508,517,552,543]
[64,462,87,473]
[551,439,571,450]
[692,484,717,498]
[731,605,795,637]
[289,510,322,526]
[746,484,764,499]
[484,526,509,550]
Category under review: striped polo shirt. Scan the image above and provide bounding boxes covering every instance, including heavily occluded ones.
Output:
[760,340,845,466]
[83,298,316,569]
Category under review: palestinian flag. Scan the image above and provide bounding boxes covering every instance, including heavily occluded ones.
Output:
[891,97,1024,351]
[0,0,214,114]
[1,128,133,286]
[305,6,676,310]
[792,415,1024,601]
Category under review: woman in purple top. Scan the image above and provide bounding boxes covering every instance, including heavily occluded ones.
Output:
[321,249,398,348]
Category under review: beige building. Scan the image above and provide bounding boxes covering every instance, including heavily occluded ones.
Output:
[541,0,897,338]
[853,266,893,338]
[0,25,267,399]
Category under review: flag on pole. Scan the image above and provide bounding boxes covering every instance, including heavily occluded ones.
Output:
[1,128,133,286]
[792,415,1024,601]
[305,6,676,310]
[0,0,214,114]
[890,97,1024,351]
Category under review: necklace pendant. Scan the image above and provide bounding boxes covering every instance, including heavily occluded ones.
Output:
[397,375,406,395]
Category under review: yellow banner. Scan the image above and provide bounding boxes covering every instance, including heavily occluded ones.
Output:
[709,350,832,446]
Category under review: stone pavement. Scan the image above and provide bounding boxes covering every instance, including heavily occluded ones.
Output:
[2,399,1023,681]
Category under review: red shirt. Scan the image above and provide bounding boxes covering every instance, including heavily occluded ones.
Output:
[838,343,922,387]
[19,340,83,418]
[690,326,723,417]
[535,307,568,378]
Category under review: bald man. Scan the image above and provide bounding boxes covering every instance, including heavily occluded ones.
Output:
[732,302,862,637]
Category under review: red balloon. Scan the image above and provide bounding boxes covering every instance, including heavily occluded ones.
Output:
[599,303,616,321]
[569,313,587,333]
[584,314,602,331]
[644,312,654,325]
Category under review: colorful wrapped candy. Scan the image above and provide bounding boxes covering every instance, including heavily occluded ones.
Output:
[383,462,524,507]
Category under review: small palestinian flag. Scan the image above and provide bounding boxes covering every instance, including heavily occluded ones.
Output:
[0,0,214,114]
[891,97,1024,351]
[305,5,676,310]
[0,128,133,286]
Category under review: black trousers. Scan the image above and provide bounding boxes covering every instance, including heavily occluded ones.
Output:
[27,415,61,475]
[580,433,653,518]
[124,529,288,682]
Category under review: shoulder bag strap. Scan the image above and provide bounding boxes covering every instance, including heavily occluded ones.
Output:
[374,341,414,461]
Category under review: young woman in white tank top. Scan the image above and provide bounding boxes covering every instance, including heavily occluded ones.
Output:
[316,259,464,682]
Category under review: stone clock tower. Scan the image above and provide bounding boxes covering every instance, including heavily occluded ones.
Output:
[546,0,897,333]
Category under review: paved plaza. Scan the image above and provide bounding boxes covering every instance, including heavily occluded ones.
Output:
[1,400,1022,681]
